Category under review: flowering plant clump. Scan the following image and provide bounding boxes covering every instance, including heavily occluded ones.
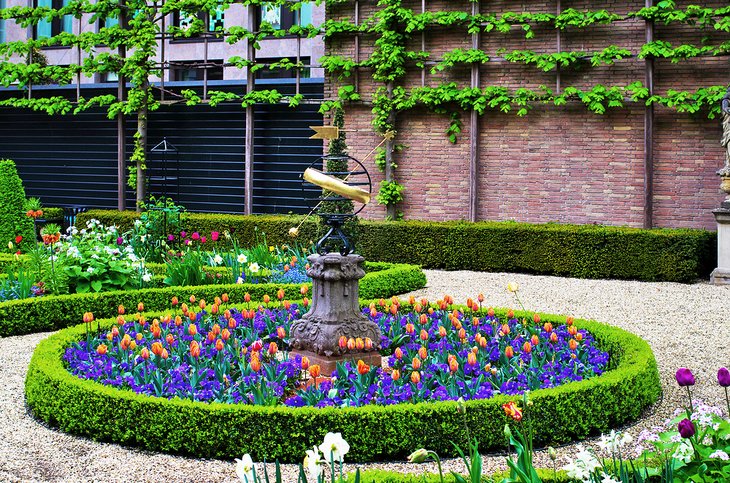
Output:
[64,292,609,408]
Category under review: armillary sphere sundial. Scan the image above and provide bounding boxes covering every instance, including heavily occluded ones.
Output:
[288,153,383,375]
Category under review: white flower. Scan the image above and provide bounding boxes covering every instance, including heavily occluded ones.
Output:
[506,282,520,292]
[304,446,323,481]
[91,254,99,259]
[86,266,94,274]
[237,253,248,264]
[133,220,142,227]
[128,253,138,262]
[709,449,729,460]
[672,440,693,463]
[236,277,244,284]
[248,262,260,273]
[142,273,152,283]
[213,254,223,266]
[598,430,632,454]
[140,234,147,243]
[318,432,350,463]
[235,454,255,482]
[600,473,620,483]
[564,445,601,482]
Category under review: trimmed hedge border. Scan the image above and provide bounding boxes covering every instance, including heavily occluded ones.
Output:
[77,210,716,282]
[25,307,661,462]
[0,261,425,337]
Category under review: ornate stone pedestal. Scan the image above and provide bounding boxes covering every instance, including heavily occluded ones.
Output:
[289,253,382,374]
[711,203,730,285]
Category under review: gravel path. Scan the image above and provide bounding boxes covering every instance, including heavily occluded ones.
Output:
[1,270,729,482]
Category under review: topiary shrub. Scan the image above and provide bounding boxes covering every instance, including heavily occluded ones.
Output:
[0,160,35,252]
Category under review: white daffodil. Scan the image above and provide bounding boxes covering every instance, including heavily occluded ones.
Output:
[248,262,260,273]
[506,282,520,293]
[600,473,620,483]
[213,254,223,266]
[235,454,256,482]
[236,277,244,284]
[237,253,248,264]
[142,273,152,283]
[318,432,350,463]
[304,446,323,481]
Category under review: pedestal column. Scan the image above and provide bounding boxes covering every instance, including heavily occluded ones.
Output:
[711,204,730,285]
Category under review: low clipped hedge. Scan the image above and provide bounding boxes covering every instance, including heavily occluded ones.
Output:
[0,262,425,337]
[77,210,715,282]
[25,307,661,462]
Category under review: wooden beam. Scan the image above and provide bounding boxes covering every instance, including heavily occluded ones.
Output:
[468,1,480,222]
[244,5,256,215]
[644,0,654,229]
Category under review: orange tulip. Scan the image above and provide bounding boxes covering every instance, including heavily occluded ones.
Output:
[355,338,364,350]
[419,314,428,325]
[543,322,553,333]
[357,359,370,375]
[140,347,150,360]
[263,295,270,304]
[418,346,427,360]
[394,347,403,360]
[137,302,144,312]
[458,328,466,340]
[405,323,415,334]
[338,336,348,350]
[189,295,196,304]
[277,288,285,300]
[410,371,421,384]
[550,332,559,343]
[244,293,251,303]
[566,316,574,326]
[420,298,429,307]
[166,334,174,346]
[467,352,477,366]
[522,341,532,354]
[175,315,183,326]
[391,369,400,381]
[151,342,164,357]
[161,348,169,359]
[412,357,422,370]
[419,329,429,341]
[198,299,206,310]
[347,338,356,351]
[487,307,495,317]
[449,358,459,373]
[569,339,578,350]
[408,295,416,305]
[568,325,578,336]
[300,285,308,295]
[216,339,225,352]
[370,307,378,317]
[221,293,229,303]
[531,334,539,346]
[503,401,523,421]
[188,324,197,336]
[506,309,514,319]
[301,356,310,370]
[171,296,179,306]
[505,345,514,359]
[364,337,373,350]
[189,341,201,358]
[268,342,278,355]
[250,356,262,372]
[501,324,510,335]
[111,326,119,338]
[575,332,583,342]
[438,326,447,337]
[533,314,541,324]
[478,293,485,303]
[309,364,321,378]
[118,305,125,315]
[96,344,107,355]
[302,297,309,307]
[389,304,398,315]
[221,328,231,341]
[121,334,131,350]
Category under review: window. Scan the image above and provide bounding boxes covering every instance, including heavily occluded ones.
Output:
[103,0,119,30]
[255,57,310,80]
[258,3,312,30]
[170,60,223,82]
[0,0,5,43]
[98,71,119,83]
[35,0,73,39]
[172,6,224,39]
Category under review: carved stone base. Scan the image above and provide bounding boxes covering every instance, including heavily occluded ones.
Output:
[289,253,382,357]
[292,349,383,376]
[711,268,730,285]
[712,207,730,285]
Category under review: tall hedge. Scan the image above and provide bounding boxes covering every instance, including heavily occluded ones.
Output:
[77,210,716,282]
[0,159,35,251]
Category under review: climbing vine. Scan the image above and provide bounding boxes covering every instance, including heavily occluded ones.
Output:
[0,0,729,215]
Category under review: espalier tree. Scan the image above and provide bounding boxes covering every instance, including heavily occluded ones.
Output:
[0,0,728,214]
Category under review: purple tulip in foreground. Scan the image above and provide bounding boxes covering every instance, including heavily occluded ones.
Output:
[718,367,730,387]
[675,368,695,387]
[678,418,695,438]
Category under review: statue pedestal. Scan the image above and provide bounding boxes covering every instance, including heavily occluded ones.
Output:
[289,253,382,375]
[711,205,730,285]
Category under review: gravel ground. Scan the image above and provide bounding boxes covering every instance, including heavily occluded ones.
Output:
[1,270,729,482]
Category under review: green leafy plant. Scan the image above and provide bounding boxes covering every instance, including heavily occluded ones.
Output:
[0,159,35,253]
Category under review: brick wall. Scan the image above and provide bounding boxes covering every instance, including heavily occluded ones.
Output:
[325,0,730,230]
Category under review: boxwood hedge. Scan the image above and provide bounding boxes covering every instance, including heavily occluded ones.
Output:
[348,469,571,483]
[0,261,425,337]
[77,210,715,282]
[25,307,660,462]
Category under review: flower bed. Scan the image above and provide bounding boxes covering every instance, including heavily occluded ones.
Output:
[0,262,425,337]
[26,302,660,462]
[62,301,609,406]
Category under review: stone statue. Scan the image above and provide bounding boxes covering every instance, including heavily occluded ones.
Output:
[719,86,730,177]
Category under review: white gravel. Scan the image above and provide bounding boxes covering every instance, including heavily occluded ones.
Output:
[1,270,729,482]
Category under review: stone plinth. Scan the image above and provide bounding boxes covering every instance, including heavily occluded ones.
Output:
[289,253,382,358]
[711,205,730,285]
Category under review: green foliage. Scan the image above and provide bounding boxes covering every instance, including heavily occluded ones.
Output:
[347,468,571,483]
[356,220,715,283]
[129,197,187,263]
[376,180,405,207]
[25,309,660,462]
[0,160,36,253]
[0,261,424,337]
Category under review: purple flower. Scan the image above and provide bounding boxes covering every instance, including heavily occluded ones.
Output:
[180,231,187,238]
[678,418,695,438]
[718,367,730,387]
[167,234,175,242]
[675,368,695,387]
